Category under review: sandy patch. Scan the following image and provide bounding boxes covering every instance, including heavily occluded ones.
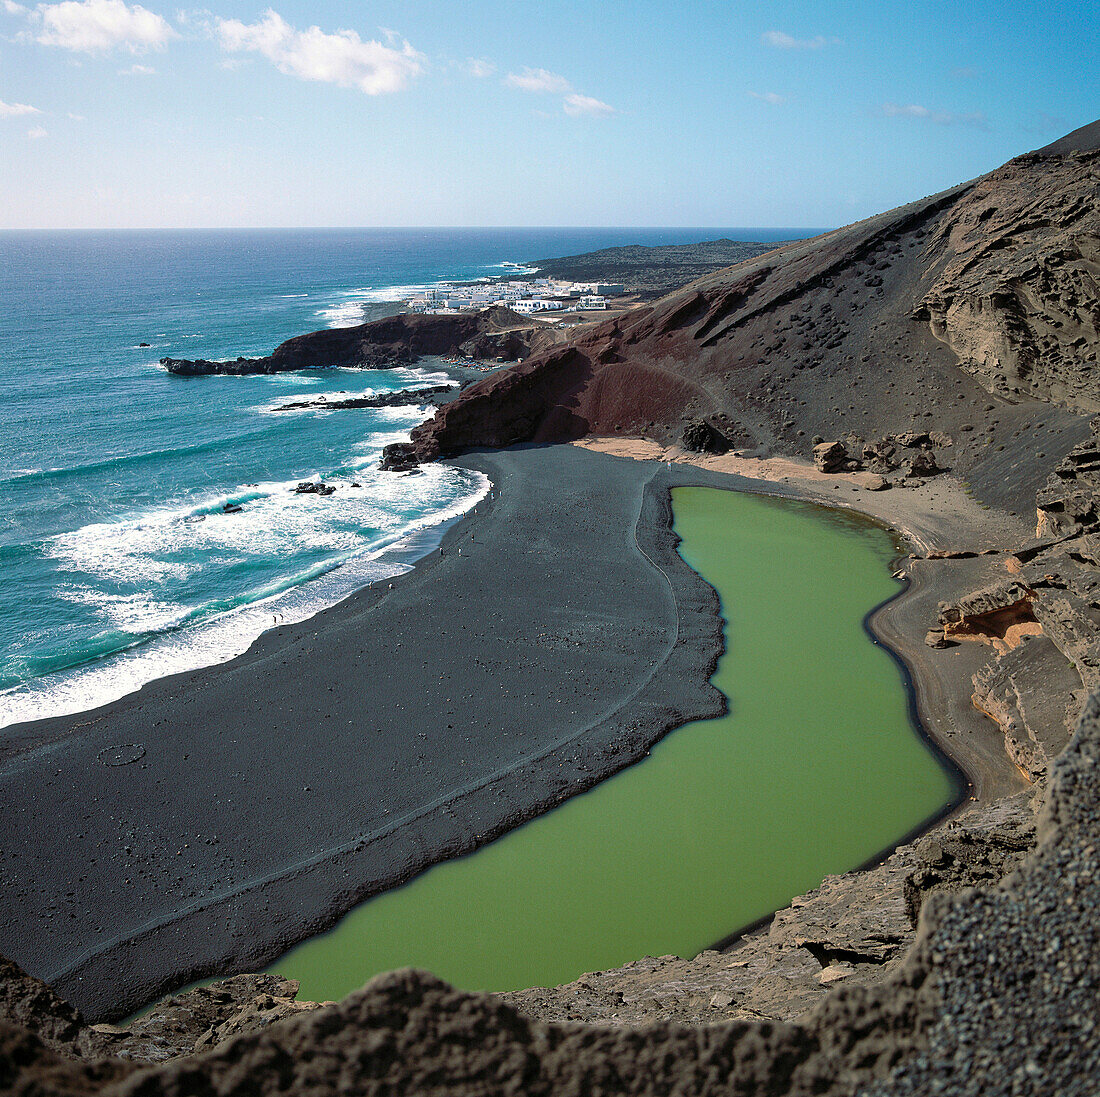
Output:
[572,436,1030,557]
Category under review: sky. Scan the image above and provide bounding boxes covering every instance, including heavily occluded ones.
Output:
[0,0,1095,229]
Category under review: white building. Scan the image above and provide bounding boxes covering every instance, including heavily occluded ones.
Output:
[512,298,564,314]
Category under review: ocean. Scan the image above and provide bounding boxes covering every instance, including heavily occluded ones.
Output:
[0,227,807,729]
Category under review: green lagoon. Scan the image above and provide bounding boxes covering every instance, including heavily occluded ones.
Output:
[269,487,958,1001]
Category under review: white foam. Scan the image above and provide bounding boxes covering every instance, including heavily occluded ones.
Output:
[278,294,309,298]
[2,470,491,729]
[319,300,370,328]
[316,280,460,328]
[60,587,189,634]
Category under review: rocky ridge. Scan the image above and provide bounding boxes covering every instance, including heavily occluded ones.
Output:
[410,133,1099,520]
[525,237,802,298]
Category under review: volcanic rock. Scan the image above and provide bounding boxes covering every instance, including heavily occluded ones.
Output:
[272,384,453,413]
[813,440,849,472]
[903,450,941,477]
[409,127,1099,519]
[161,308,544,376]
[379,443,420,473]
[682,419,732,454]
[1036,437,1100,537]
[937,579,1036,645]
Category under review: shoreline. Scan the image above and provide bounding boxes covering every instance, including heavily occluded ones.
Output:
[0,439,1025,1024]
[575,436,1032,813]
[0,356,497,742]
[0,445,725,1022]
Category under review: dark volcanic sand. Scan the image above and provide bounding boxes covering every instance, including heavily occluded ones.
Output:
[0,446,726,1022]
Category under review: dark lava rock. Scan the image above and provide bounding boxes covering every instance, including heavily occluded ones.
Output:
[293,482,335,496]
[161,308,542,377]
[682,419,731,454]
[379,443,420,473]
[273,384,452,413]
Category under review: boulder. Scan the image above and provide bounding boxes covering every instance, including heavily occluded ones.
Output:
[682,420,731,454]
[813,441,849,473]
[379,443,420,473]
[862,439,898,471]
[855,473,891,491]
[904,450,941,477]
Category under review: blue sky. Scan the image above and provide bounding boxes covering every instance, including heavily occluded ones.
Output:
[0,0,1094,229]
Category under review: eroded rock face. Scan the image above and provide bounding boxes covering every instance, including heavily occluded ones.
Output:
[1036,437,1100,537]
[0,954,86,1057]
[937,580,1038,647]
[915,150,1100,411]
[971,636,1081,781]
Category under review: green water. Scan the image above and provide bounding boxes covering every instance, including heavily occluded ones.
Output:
[268,487,956,1000]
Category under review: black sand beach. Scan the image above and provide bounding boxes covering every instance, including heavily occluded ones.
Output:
[0,445,729,1021]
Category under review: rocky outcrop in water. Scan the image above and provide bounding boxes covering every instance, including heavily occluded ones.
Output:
[272,384,454,412]
[162,308,543,376]
[378,442,420,472]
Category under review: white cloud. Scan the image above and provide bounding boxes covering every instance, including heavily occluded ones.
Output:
[215,9,422,95]
[118,60,153,73]
[763,30,842,49]
[27,124,47,137]
[505,66,571,94]
[504,66,617,117]
[748,90,786,105]
[35,0,176,53]
[562,92,614,117]
[3,0,28,13]
[882,102,987,127]
[0,97,41,116]
[466,56,495,78]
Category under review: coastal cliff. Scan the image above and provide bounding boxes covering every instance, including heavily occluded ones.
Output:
[410,124,1100,519]
[161,306,549,375]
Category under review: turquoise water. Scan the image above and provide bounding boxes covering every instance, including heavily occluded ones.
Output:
[0,228,811,727]
[266,488,956,1001]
